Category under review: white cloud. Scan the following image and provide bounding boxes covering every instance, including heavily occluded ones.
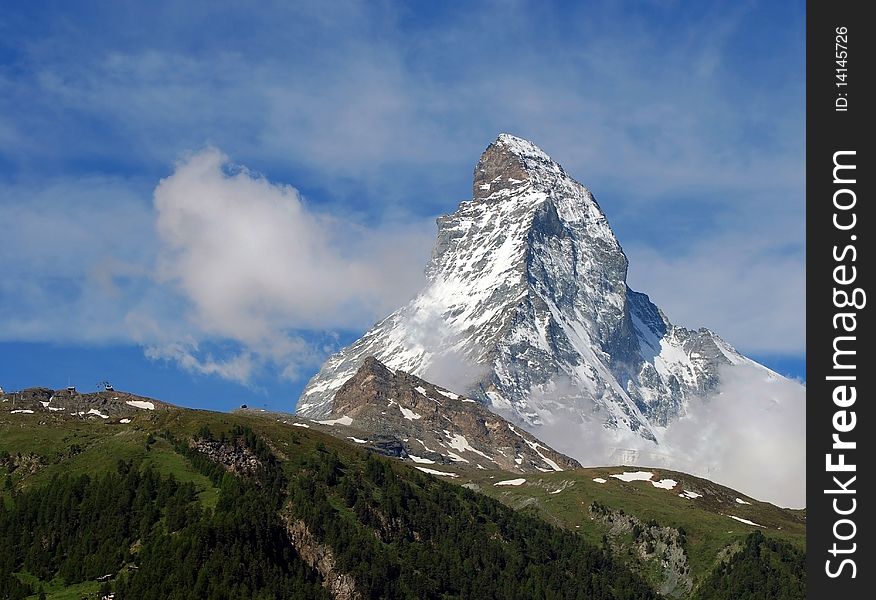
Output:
[147,148,433,378]
[0,151,435,382]
[144,341,257,384]
[534,363,805,508]
[659,364,805,508]
[153,148,432,330]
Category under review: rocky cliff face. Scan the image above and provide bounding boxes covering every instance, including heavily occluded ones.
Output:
[327,356,579,473]
[282,515,361,600]
[297,134,777,453]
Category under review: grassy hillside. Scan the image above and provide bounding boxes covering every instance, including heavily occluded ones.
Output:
[456,468,804,596]
[0,393,804,599]
[2,400,655,600]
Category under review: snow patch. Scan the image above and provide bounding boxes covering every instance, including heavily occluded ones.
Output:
[446,432,494,461]
[119,418,131,424]
[735,498,752,505]
[609,471,678,490]
[415,467,458,478]
[317,415,353,426]
[11,409,34,414]
[494,478,526,486]
[415,439,437,453]
[592,477,607,484]
[680,490,702,499]
[434,388,460,401]
[445,451,469,463]
[728,515,764,527]
[399,405,422,421]
[347,437,368,444]
[408,454,436,464]
[291,422,310,428]
[126,400,155,410]
[610,471,654,482]
[87,409,109,419]
[519,434,563,471]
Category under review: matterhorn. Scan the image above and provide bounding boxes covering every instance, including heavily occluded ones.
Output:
[298,134,792,466]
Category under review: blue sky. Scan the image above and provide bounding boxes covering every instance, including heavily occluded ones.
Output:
[0,0,805,411]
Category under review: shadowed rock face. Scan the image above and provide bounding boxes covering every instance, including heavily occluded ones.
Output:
[329,356,580,474]
[297,133,776,451]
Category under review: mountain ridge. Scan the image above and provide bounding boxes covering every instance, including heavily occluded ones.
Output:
[325,355,580,474]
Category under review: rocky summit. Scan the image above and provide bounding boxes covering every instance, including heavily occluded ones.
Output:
[297,134,783,454]
[328,356,580,474]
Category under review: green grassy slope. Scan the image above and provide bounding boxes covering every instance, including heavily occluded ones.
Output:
[1,404,655,600]
[0,395,804,599]
[456,468,803,596]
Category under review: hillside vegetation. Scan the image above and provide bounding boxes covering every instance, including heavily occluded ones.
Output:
[1,392,804,599]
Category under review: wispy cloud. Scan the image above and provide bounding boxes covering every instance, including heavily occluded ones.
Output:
[0,176,157,344]
[626,231,805,354]
[0,1,804,381]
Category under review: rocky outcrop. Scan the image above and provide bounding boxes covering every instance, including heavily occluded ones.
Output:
[0,451,46,476]
[324,356,580,474]
[282,514,361,600]
[590,502,693,597]
[190,438,262,476]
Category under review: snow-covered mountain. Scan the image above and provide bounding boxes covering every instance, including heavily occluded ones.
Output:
[297,134,784,455]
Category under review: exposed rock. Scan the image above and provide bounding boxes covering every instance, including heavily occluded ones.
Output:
[190,438,262,476]
[323,356,579,474]
[0,387,167,420]
[0,451,46,476]
[282,514,362,600]
[363,436,407,458]
[590,502,693,597]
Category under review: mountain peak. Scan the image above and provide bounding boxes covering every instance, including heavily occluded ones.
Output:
[359,355,393,377]
[473,133,566,200]
[298,135,780,469]
[495,133,553,161]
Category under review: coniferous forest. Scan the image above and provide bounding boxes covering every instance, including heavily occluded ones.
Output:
[2,425,658,599]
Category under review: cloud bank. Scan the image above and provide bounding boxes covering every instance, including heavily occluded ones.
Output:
[535,363,805,508]
[659,363,805,508]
